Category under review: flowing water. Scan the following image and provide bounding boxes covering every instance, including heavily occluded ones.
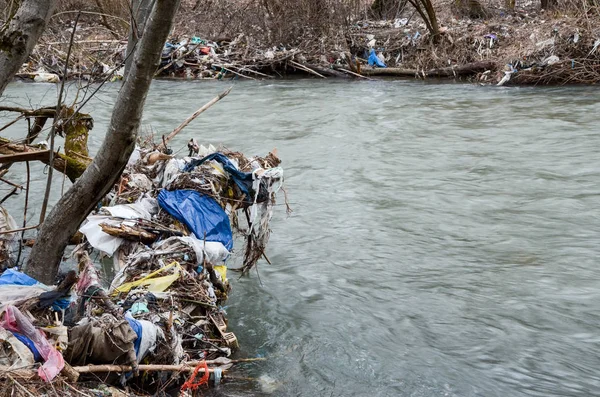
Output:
[2,80,600,396]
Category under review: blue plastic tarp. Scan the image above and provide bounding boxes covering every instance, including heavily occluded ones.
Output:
[157,190,233,250]
[183,153,253,199]
[12,332,43,362]
[0,268,39,286]
[125,316,142,357]
[368,48,386,68]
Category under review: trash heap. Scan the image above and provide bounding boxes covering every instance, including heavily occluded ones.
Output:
[0,144,284,395]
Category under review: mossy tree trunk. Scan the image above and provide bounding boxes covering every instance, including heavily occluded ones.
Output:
[0,106,93,182]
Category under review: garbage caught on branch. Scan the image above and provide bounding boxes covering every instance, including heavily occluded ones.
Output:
[0,137,285,394]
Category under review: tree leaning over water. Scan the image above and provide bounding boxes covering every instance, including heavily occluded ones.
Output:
[0,0,57,96]
[25,0,181,284]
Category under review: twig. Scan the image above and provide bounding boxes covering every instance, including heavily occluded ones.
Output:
[39,12,80,224]
[0,186,18,205]
[154,43,200,77]
[0,224,39,235]
[0,115,23,134]
[262,252,272,264]
[0,177,24,190]
[337,67,374,80]
[51,10,130,26]
[214,64,256,80]
[63,381,93,397]
[15,161,30,265]
[288,60,326,78]
[159,86,232,150]
[6,375,36,397]
[236,67,273,78]
[42,39,127,45]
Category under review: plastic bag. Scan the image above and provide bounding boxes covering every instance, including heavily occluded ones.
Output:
[112,262,181,295]
[0,305,64,381]
[368,48,386,68]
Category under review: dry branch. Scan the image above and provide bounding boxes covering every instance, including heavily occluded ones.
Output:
[159,86,232,150]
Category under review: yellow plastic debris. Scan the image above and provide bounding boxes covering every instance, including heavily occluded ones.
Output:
[214,264,228,283]
[112,261,181,295]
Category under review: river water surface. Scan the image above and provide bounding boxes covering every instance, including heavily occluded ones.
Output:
[2,80,600,396]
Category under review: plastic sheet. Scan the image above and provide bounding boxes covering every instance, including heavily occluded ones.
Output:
[12,332,43,362]
[112,261,181,295]
[158,190,233,250]
[0,328,35,367]
[0,285,49,307]
[0,268,39,286]
[0,305,64,381]
[125,313,163,362]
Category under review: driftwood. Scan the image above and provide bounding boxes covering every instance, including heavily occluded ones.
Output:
[99,223,159,244]
[362,61,495,77]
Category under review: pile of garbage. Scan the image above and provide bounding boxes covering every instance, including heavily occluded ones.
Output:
[0,144,284,394]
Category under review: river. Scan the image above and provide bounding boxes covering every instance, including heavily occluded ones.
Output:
[1,80,600,396]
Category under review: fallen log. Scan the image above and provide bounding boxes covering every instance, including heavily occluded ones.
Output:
[362,61,496,78]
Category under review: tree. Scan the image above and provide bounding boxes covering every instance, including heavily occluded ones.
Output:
[540,0,557,9]
[26,0,181,284]
[0,0,57,95]
[455,0,488,18]
[124,0,154,78]
[407,0,440,40]
[370,0,407,19]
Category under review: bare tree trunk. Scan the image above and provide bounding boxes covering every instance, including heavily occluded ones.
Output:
[540,0,556,8]
[124,0,155,78]
[407,0,439,40]
[0,0,57,96]
[25,0,181,284]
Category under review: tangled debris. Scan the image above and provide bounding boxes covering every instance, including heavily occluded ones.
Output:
[13,1,600,86]
[0,141,284,395]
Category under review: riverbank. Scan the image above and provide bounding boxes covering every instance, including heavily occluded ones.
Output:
[17,3,600,86]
